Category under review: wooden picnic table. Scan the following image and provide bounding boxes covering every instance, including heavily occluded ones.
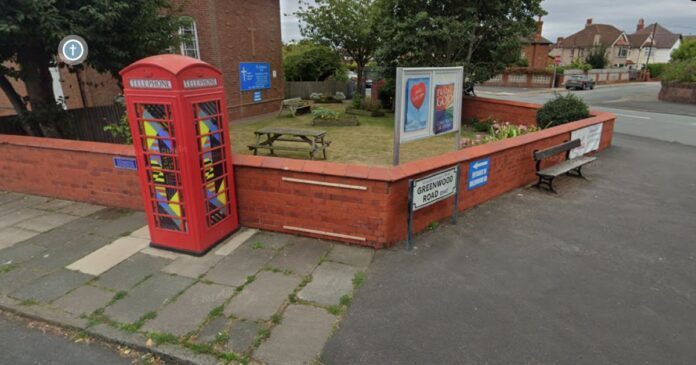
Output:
[247,127,331,160]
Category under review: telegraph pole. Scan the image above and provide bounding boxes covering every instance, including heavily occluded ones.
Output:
[644,22,658,80]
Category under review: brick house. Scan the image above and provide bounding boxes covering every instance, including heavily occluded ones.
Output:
[0,0,284,120]
[520,17,553,69]
[550,18,682,69]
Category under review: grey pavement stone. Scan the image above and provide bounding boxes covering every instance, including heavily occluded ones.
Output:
[225,271,301,321]
[0,196,50,216]
[0,227,40,250]
[51,217,103,234]
[89,211,147,239]
[105,273,194,324]
[22,226,88,247]
[161,254,223,279]
[254,305,336,365]
[10,269,93,303]
[15,212,79,233]
[0,242,47,265]
[9,302,89,329]
[266,238,331,275]
[327,244,374,268]
[53,285,114,315]
[95,253,171,291]
[205,246,274,287]
[298,262,359,306]
[0,266,44,294]
[195,316,229,343]
[88,323,149,349]
[35,199,76,212]
[244,232,293,250]
[142,282,235,336]
[153,343,219,365]
[23,233,113,275]
[0,192,24,206]
[227,320,261,354]
[0,208,47,230]
[58,202,105,217]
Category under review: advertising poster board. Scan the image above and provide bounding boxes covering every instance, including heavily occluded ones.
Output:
[569,124,603,159]
[393,67,464,165]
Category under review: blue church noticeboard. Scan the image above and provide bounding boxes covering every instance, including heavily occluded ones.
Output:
[239,62,271,91]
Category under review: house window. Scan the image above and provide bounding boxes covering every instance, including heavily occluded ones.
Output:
[618,47,628,58]
[179,17,200,59]
[643,47,653,58]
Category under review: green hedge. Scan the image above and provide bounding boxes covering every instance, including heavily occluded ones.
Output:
[536,94,590,129]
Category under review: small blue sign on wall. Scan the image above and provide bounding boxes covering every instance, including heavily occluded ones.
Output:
[253,91,262,103]
[113,157,137,171]
[239,62,271,91]
[467,158,490,190]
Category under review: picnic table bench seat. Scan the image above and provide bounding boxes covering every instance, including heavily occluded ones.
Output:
[533,139,597,193]
[248,127,331,160]
[279,97,312,117]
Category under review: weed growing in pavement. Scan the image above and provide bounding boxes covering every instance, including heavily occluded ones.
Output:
[288,293,297,303]
[339,295,352,306]
[219,351,248,364]
[208,305,224,318]
[327,305,343,315]
[19,299,39,306]
[0,263,17,274]
[352,272,366,289]
[148,331,179,345]
[112,291,127,302]
[253,327,271,348]
[427,221,439,231]
[120,311,157,332]
[185,341,215,354]
[271,314,282,325]
[251,242,265,249]
[214,332,229,344]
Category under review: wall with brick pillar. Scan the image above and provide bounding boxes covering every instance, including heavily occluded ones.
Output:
[462,96,539,126]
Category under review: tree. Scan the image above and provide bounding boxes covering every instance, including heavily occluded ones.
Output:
[670,38,696,62]
[0,0,182,137]
[375,0,544,86]
[585,45,609,69]
[295,0,380,94]
[283,41,346,81]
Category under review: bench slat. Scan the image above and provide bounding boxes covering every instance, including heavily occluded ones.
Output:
[255,128,326,137]
[534,139,582,161]
[537,156,596,177]
[248,144,317,152]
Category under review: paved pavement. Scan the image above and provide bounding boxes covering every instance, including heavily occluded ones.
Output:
[477,82,696,147]
[0,192,374,364]
[0,311,131,365]
[322,134,696,364]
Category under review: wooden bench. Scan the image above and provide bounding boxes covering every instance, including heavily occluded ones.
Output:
[279,98,312,117]
[533,139,597,193]
[248,127,331,160]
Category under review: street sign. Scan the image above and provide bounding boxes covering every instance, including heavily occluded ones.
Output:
[58,35,88,66]
[467,158,490,190]
[253,91,262,103]
[406,166,461,250]
[239,62,271,91]
[113,157,137,171]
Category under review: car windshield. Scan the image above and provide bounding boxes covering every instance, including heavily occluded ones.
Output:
[571,76,584,80]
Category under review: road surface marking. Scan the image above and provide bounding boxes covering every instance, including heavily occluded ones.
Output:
[613,113,651,120]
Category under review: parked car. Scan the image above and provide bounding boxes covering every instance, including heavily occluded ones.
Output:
[565,75,595,90]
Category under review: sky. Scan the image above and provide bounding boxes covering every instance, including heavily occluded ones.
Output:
[280,0,696,43]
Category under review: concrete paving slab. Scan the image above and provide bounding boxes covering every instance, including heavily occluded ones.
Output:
[0,192,24,206]
[23,233,113,275]
[89,211,147,238]
[50,217,103,234]
[0,196,50,216]
[226,320,260,354]
[298,262,359,306]
[0,266,44,294]
[205,246,274,287]
[10,269,92,303]
[161,254,223,279]
[326,244,374,268]
[53,285,114,315]
[195,316,229,343]
[0,208,47,230]
[57,202,105,217]
[129,225,150,240]
[266,238,331,275]
[140,247,186,260]
[255,305,336,365]
[95,253,171,291]
[243,231,293,251]
[15,212,79,233]
[35,199,76,212]
[142,282,235,336]
[104,273,194,324]
[214,228,258,256]
[0,242,47,265]
[0,227,40,250]
[67,236,149,276]
[224,271,301,320]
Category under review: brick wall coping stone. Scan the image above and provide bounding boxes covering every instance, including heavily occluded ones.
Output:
[0,134,134,156]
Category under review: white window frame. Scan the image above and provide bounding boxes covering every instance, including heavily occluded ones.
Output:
[179,17,200,59]
[643,47,653,58]
[617,47,628,58]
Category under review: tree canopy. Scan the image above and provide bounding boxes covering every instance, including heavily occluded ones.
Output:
[585,46,609,69]
[283,41,346,81]
[0,0,182,136]
[374,0,545,86]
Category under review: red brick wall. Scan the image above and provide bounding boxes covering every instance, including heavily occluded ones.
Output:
[0,135,141,209]
[523,43,552,69]
[462,96,539,126]
[0,98,615,249]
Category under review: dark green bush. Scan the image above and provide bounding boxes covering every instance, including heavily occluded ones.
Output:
[378,79,396,110]
[473,117,495,132]
[646,63,668,79]
[662,60,696,83]
[536,94,590,129]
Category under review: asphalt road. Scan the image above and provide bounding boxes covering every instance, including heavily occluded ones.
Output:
[0,312,131,365]
[477,82,696,146]
[323,133,696,365]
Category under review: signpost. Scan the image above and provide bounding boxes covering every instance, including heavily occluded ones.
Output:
[552,55,561,89]
[393,67,464,165]
[467,158,490,190]
[406,166,461,250]
[239,62,271,91]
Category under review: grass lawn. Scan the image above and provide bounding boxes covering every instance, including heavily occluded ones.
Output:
[229,103,477,166]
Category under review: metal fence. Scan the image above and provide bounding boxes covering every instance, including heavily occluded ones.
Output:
[285,80,357,99]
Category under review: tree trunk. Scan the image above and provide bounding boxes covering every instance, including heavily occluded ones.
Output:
[17,45,61,138]
[0,74,39,135]
[356,63,365,97]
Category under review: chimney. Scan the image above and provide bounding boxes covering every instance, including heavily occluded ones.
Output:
[535,17,544,41]
[586,18,593,27]
[637,18,645,31]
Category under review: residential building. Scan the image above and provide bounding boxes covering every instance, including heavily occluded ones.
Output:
[550,18,682,70]
[520,17,553,69]
[0,0,284,120]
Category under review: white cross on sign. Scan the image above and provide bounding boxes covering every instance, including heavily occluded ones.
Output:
[58,35,88,65]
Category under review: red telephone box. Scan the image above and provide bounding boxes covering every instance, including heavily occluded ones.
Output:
[120,54,239,255]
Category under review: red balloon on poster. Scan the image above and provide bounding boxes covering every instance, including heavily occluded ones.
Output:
[410,82,426,110]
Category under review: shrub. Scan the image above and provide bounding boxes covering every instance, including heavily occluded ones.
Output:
[104,114,133,144]
[568,57,591,72]
[473,117,494,132]
[378,79,396,110]
[646,63,668,79]
[661,59,696,83]
[536,94,590,129]
[312,107,340,120]
[334,92,346,100]
[351,93,363,109]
